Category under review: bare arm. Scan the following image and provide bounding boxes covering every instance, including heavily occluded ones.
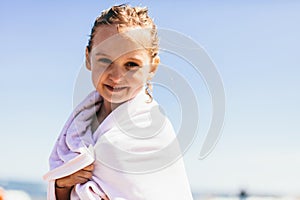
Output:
[55,164,94,200]
[55,185,72,200]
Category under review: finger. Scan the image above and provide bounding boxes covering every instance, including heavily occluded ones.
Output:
[69,172,90,182]
[83,164,94,171]
[75,176,89,184]
[77,170,93,179]
[58,175,86,188]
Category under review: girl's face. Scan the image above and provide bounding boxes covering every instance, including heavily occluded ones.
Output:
[86,25,159,105]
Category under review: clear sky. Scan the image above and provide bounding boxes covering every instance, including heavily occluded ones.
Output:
[1,0,300,196]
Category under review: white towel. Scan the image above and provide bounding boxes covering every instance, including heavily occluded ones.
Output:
[43,90,193,200]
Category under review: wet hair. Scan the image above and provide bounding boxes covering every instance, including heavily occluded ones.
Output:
[86,4,159,58]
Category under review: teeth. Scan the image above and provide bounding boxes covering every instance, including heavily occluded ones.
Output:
[113,86,124,89]
[107,85,125,90]
[105,84,126,91]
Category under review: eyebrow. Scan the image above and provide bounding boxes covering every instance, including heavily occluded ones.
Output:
[126,57,143,63]
[95,52,110,56]
[95,52,143,62]
[126,54,145,61]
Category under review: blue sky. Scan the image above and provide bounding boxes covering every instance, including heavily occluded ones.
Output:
[1,0,300,196]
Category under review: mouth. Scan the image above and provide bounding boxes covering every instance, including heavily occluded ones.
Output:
[104,84,128,92]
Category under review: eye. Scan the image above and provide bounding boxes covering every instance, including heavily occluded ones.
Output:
[125,62,140,68]
[98,58,112,65]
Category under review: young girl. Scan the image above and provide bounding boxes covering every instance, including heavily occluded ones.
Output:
[44,4,193,200]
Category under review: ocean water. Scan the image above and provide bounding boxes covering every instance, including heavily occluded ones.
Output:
[1,180,298,200]
[0,180,46,200]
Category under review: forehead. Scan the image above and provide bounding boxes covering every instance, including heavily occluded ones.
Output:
[91,25,152,59]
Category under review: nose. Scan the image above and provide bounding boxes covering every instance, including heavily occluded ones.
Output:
[108,64,124,83]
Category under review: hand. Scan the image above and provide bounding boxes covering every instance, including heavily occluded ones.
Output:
[55,164,94,189]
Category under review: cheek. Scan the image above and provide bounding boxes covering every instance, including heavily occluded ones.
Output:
[90,58,107,77]
[127,70,148,85]
[91,69,105,86]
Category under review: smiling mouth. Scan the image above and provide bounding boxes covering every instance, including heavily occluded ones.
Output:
[105,84,127,92]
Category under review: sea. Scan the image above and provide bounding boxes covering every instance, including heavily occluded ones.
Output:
[0,180,299,200]
[0,180,46,200]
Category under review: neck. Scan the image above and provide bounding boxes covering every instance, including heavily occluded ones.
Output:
[102,99,121,115]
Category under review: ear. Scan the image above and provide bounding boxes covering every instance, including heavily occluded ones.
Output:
[85,47,91,71]
[148,55,160,80]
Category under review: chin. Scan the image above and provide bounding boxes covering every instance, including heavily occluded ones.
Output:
[101,93,130,104]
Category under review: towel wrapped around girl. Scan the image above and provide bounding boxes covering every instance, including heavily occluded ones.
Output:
[44,90,193,200]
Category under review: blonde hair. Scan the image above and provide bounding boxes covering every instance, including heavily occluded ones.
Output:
[87,4,159,58]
